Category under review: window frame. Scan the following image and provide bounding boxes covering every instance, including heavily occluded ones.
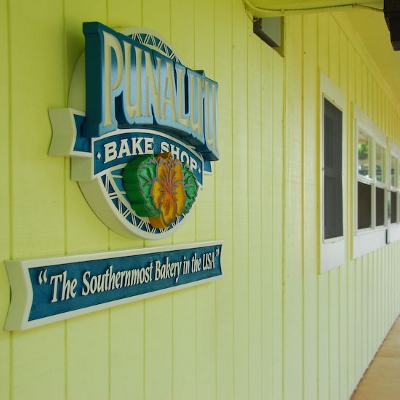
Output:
[353,104,388,259]
[319,71,346,273]
[387,142,400,242]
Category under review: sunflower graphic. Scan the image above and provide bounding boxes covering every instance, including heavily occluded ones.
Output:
[122,152,199,229]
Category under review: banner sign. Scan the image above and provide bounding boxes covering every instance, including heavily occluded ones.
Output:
[48,22,219,240]
[5,242,222,331]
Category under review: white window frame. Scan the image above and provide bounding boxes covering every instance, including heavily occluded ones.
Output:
[353,104,387,259]
[320,71,346,273]
[387,142,400,243]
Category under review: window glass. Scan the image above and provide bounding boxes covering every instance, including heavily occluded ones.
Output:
[358,181,371,229]
[324,98,343,239]
[391,156,396,187]
[358,131,370,178]
[376,144,385,182]
[376,187,385,226]
[390,154,400,224]
[391,191,397,223]
[398,161,400,188]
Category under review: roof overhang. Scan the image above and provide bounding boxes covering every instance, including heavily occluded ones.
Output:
[244,0,400,107]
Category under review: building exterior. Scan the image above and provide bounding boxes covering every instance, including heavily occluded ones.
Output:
[1,0,400,399]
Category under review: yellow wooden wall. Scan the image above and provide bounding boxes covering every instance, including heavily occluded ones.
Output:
[1,0,400,399]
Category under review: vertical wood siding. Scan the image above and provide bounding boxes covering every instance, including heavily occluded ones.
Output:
[1,1,400,399]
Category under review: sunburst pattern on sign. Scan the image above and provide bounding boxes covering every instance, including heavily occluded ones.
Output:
[126,33,182,63]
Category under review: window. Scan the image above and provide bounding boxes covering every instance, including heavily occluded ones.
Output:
[390,154,398,224]
[323,98,343,239]
[357,131,371,229]
[320,71,345,273]
[353,105,387,258]
[387,143,400,242]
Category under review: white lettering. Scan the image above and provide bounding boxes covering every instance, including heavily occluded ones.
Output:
[181,151,189,165]
[81,264,154,296]
[49,271,77,302]
[190,157,197,172]
[50,273,63,303]
[131,138,144,155]
[144,137,153,154]
[159,141,198,171]
[82,271,91,296]
[118,138,131,158]
[104,141,117,163]
[161,141,169,153]
[103,137,154,164]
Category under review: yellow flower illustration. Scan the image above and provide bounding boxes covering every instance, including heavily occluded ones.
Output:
[149,153,186,229]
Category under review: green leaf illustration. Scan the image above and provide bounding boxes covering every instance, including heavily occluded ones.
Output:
[122,155,160,217]
[182,165,199,214]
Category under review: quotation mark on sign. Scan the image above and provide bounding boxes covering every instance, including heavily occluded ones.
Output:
[216,248,220,257]
[38,269,48,285]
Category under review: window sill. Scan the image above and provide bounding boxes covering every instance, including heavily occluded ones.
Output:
[353,227,387,259]
[388,224,400,243]
[321,237,345,273]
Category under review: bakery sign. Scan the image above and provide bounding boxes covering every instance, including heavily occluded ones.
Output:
[5,242,222,330]
[48,21,218,239]
[3,23,222,331]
